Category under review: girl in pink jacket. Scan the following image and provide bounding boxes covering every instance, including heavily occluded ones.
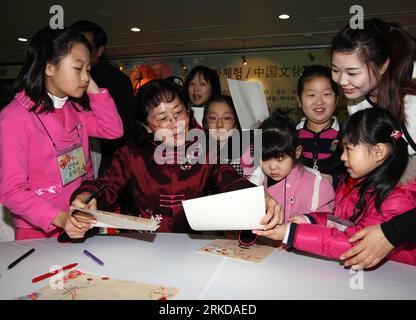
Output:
[0,27,123,240]
[239,110,335,247]
[254,108,416,266]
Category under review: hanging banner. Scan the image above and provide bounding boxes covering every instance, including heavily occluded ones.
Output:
[112,47,330,117]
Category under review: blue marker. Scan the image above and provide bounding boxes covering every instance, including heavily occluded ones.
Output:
[83,249,104,266]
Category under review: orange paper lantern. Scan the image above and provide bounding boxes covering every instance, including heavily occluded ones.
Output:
[129,64,156,94]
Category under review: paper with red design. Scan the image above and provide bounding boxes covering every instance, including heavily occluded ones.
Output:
[197,239,276,263]
[16,270,179,300]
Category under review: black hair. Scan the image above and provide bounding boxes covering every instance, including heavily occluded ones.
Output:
[70,20,108,48]
[297,65,339,98]
[202,95,241,132]
[183,66,221,107]
[259,109,299,161]
[164,75,186,102]
[14,26,92,113]
[130,79,187,146]
[331,18,416,124]
[342,107,409,220]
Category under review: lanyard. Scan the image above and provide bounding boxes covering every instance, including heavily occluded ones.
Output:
[306,119,334,170]
[34,111,81,151]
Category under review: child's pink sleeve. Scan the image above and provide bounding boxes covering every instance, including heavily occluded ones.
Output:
[289,190,416,262]
[83,89,124,139]
[305,212,330,225]
[291,223,353,259]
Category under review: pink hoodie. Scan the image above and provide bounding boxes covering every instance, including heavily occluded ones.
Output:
[0,89,123,240]
[264,165,334,220]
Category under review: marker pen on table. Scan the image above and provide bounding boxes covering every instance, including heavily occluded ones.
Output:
[7,248,35,270]
[83,249,104,266]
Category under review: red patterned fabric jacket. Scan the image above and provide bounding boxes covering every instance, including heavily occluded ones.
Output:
[71,122,254,233]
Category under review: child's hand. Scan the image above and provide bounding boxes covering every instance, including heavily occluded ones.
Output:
[68,193,97,239]
[253,224,287,241]
[71,192,97,210]
[55,211,94,239]
[288,215,308,224]
[86,77,100,94]
[262,193,284,229]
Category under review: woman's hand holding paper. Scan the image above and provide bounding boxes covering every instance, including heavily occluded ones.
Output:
[261,193,284,229]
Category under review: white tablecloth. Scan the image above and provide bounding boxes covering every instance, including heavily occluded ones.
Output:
[0,205,14,242]
[0,233,415,300]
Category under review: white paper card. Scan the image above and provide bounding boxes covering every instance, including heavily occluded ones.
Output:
[191,107,205,126]
[182,186,265,231]
[70,206,160,231]
[227,79,269,129]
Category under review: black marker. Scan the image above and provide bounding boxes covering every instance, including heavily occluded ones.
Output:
[82,185,106,205]
[8,248,35,270]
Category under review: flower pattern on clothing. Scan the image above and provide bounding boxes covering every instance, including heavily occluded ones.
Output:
[34,184,62,195]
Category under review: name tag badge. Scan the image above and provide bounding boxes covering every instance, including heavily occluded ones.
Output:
[326,215,354,232]
[57,143,87,186]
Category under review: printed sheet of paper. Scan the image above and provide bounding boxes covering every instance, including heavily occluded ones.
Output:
[227,79,269,129]
[182,186,265,231]
[197,239,276,263]
[191,107,205,126]
[16,270,179,300]
[70,206,160,231]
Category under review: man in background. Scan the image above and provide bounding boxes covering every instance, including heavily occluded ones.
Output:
[71,20,135,214]
[71,20,136,176]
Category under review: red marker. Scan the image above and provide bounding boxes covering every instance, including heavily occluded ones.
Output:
[32,263,78,283]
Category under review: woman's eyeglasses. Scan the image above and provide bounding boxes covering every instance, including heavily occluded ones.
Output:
[151,107,188,128]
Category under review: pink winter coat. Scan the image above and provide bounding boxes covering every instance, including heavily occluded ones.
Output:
[0,89,123,240]
[291,159,416,265]
[264,165,335,220]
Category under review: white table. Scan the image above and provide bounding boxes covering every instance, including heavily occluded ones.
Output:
[0,233,415,300]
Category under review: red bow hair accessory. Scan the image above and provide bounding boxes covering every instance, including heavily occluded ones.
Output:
[390,130,403,141]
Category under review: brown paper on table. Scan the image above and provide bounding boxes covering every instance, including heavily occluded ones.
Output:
[16,270,179,300]
[197,239,276,263]
[70,206,160,231]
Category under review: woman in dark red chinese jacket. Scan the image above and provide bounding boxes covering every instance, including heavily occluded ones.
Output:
[69,79,282,237]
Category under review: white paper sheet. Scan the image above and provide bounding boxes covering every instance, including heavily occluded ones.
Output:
[182,186,265,231]
[191,106,205,126]
[227,79,270,129]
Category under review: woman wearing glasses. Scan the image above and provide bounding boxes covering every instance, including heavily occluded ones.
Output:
[69,80,283,237]
[202,95,250,176]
